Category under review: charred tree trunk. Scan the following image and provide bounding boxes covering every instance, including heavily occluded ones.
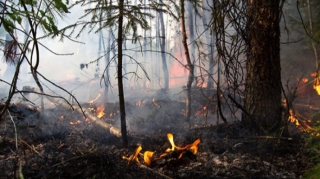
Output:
[180,0,194,123]
[159,8,169,89]
[117,0,128,147]
[242,0,282,135]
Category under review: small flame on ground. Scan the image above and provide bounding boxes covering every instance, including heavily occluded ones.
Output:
[122,145,142,164]
[288,109,299,126]
[166,133,200,155]
[313,72,320,95]
[302,78,309,83]
[123,133,201,166]
[70,120,81,125]
[96,105,105,118]
[143,151,154,166]
[195,105,207,116]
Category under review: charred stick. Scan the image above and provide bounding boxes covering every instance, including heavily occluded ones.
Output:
[139,164,173,179]
[20,139,44,158]
[22,86,122,137]
[249,136,293,141]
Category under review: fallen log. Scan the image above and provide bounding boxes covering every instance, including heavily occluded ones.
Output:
[22,86,121,137]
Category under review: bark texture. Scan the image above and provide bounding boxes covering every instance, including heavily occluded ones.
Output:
[159,9,169,89]
[180,0,194,122]
[243,0,282,134]
[117,0,128,146]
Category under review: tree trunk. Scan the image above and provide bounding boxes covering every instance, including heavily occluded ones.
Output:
[104,26,112,102]
[143,0,147,89]
[117,0,128,147]
[154,10,160,88]
[242,0,282,135]
[180,0,194,123]
[187,1,196,87]
[159,8,169,89]
[201,0,215,95]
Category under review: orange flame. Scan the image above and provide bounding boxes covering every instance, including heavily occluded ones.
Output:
[189,139,201,154]
[196,105,207,116]
[143,151,154,166]
[165,133,200,155]
[122,145,142,164]
[288,109,300,126]
[313,72,320,95]
[70,120,81,125]
[302,78,309,83]
[165,133,176,152]
[96,105,105,118]
[122,133,201,166]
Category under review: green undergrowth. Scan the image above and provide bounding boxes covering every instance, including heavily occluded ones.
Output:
[303,116,320,179]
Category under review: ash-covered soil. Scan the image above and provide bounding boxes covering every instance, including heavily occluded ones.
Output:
[0,97,316,179]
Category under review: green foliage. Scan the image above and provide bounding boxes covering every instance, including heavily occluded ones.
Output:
[54,0,70,13]
[1,0,69,37]
[304,164,320,179]
[303,119,320,178]
[67,0,178,42]
[3,18,15,34]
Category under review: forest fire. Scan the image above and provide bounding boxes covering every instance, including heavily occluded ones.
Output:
[313,78,320,95]
[288,109,299,126]
[311,72,320,95]
[122,133,200,166]
[70,120,82,125]
[195,105,207,116]
[95,105,105,118]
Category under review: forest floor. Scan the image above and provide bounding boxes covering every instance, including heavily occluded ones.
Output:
[0,88,318,179]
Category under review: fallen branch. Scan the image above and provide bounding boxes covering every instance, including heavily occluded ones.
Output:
[249,136,293,141]
[20,139,44,158]
[139,164,173,179]
[22,86,121,137]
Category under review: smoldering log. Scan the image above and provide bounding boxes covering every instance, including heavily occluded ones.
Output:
[22,86,121,137]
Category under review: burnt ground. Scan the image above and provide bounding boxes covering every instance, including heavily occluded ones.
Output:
[0,89,318,179]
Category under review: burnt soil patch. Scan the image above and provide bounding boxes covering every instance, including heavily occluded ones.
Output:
[0,100,316,179]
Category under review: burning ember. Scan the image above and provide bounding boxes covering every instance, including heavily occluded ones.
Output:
[312,72,320,95]
[195,105,207,117]
[70,120,82,125]
[95,105,105,118]
[288,109,299,126]
[122,133,200,166]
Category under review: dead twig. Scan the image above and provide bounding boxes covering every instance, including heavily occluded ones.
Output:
[51,156,83,168]
[139,164,173,179]
[7,110,18,150]
[249,136,292,141]
[20,139,44,158]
